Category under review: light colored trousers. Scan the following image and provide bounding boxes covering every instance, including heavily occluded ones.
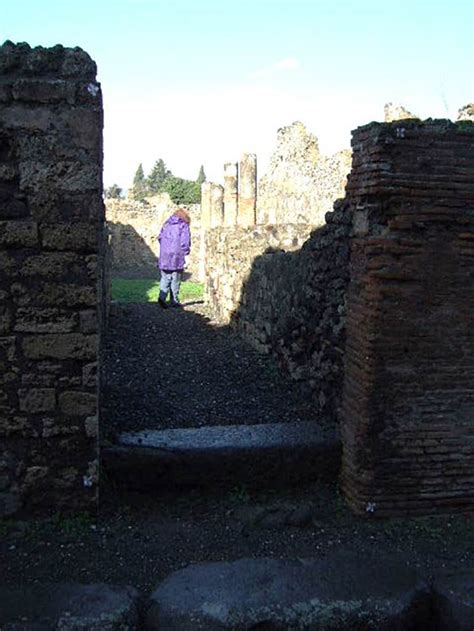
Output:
[159,270,182,303]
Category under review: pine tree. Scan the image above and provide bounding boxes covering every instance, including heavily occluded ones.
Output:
[147,159,172,194]
[131,163,147,201]
[196,165,206,186]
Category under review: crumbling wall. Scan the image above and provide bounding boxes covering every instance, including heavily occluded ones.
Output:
[106,196,201,279]
[257,121,351,226]
[0,41,104,517]
[234,203,351,419]
[341,119,474,517]
[205,224,314,323]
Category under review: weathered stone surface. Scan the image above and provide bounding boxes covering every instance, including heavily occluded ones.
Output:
[18,387,56,412]
[0,41,103,516]
[384,102,418,122]
[146,555,431,629]
[20,252,80,277]
[457,103,474,122]
[0,583,140,630]
[341,120,474,516]
[0,220,38,247]
[433,570,474,630]
[12,78,70,103]
[14,307,78,333]
[104,422,340,490]
[106,196,201,279]
[80,309,98,333]
[22,334,97,360]
[205,207,350,419]
[238,153,257,227]
[257,121,351,225]
[59,391,97,416]
[40,222,98,251]
[223,161,238,226]
[82,362,98,387]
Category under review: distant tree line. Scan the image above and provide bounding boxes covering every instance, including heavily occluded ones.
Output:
[104,161,207,204]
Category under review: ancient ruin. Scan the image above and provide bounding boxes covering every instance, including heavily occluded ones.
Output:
[1,40,474,525]
[0,42,104,516]
[341,120,474,516]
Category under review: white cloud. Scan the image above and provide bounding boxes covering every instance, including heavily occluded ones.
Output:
[248,57,301,80]
[274,57,300,70]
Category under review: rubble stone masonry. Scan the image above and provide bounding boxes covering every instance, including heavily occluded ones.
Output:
[341,119,474,516]
[0,41,104,516]
[106,196,201,280]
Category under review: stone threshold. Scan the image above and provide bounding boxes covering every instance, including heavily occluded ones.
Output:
[103,421,341,491]
[2,556,472,629]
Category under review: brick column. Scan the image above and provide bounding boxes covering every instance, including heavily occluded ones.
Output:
[223,162,238,226]
[0,42,104,517]
[238,153,257,227]
[341,120,474,517]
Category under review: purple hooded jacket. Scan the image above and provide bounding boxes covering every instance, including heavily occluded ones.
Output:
[158,210,191,271]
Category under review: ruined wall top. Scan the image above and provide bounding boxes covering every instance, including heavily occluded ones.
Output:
[0,41,97,80]
[383,102,417,122]
[257,121,351,225]
[457,103,474,121]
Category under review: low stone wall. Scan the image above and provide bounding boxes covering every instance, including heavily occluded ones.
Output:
[0,42,104,517]
[205,224,314,323]
[106,197,201,280]
[205,206,351,420]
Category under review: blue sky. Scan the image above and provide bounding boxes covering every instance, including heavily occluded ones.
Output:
[2,0,473,189]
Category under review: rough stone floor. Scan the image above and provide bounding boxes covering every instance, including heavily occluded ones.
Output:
[102,300,318,438]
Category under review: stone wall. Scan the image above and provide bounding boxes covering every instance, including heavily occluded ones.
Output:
[0,42,104,517]
[341,119,474,517]
[106,196,201,280]
[205,205,351,421]
[257,122,351,226]
[205,224,314,324]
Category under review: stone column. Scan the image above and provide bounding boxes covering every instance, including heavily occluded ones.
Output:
[0,42,104,517]
[198,182,212,282]
[200,182,212,229]
[238,153,257,227]
[210,184,224,228]
[223,162,238,226]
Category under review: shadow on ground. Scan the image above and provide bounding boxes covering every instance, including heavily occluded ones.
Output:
[102,302,320,439]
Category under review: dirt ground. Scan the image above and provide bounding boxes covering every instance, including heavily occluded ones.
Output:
[2,481,473,596]
[102,302,319,438]
[2,301,472,598]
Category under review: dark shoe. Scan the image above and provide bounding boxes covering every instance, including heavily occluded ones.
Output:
[158,298,168,309]
[169,301,182,308]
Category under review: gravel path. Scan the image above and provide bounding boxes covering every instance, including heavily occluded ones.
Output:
[102,301,318,437]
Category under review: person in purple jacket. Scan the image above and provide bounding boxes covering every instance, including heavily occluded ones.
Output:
[157,208,191,308]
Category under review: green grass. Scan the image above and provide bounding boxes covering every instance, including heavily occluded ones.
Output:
[111,278,204,303]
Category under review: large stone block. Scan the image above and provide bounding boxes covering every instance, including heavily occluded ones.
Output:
[40,223,97,251]
[20,252,80,277]
[15,308,79,334]
[0,220,38,247]
[22,333,97,360]
[58,391,97,416]
[0,104,54,131]
[11,282,96,308]
[20,161,101,194]
[12,78,71,103]
[18,387,56,413]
